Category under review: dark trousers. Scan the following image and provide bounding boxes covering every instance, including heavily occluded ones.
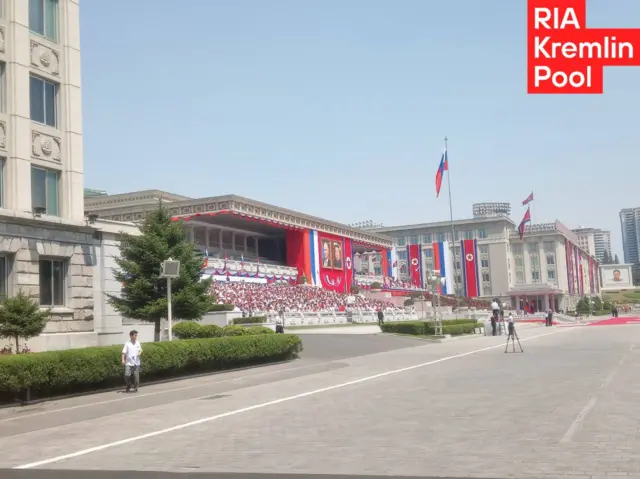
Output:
[491,318,497,336]
[275,325,284,334]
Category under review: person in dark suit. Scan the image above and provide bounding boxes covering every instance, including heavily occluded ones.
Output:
[377,309,384,326]
[333,243,343,269]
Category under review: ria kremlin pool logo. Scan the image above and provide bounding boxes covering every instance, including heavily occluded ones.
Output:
[528,0,640,93]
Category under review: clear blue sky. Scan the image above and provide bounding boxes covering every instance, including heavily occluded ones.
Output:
[80,0,640,257]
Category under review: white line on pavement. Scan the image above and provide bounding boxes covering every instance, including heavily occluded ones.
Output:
[14,328,570,470]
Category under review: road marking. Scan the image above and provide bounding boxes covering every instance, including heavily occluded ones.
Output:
[560,343,635,443]
[14,328,568,469]
[0,362,323,423]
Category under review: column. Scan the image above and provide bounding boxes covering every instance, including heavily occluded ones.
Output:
[204,228,209,252]
[218,230,223,250]
[244,236,248,253]
[543,294,549,312]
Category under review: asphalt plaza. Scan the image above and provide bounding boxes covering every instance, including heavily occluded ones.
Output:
[1,324,639,479]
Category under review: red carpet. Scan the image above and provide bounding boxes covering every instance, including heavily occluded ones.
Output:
[589,317,640,326]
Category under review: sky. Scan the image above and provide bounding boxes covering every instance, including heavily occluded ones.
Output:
[79,0,640,258]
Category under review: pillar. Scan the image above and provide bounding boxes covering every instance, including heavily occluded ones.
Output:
[543,294,549,312]
[204,228,210,252]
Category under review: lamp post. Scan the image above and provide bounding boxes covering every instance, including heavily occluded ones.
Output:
[427,270,447,336]
[161,258,181,341]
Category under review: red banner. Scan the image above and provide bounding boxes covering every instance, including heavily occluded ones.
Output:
[344,238,353,293]
[407,244,422,288]
[319,232,346,293]
[461,239,479,298]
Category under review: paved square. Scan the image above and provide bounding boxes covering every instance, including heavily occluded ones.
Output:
[1,325,639,479]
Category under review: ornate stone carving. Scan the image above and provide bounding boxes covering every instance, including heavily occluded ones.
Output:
[0,121,6,150]
[0,27,5,53]
[32,130,61,161]
[30,40,60,76]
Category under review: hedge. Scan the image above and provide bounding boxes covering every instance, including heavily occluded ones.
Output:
[380,320,480,336]
[232,316,267,325]
[173,322,273,339]
[210,304,235,312]
[0,334,302,403]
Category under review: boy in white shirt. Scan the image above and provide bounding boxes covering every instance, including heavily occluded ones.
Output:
[122,330,142,392]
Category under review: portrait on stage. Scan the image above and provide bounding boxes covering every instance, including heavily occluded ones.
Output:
[332,241,343,269]
[321,239,332,268]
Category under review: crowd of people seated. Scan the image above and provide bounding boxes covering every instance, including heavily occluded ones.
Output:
[210,281,397,314]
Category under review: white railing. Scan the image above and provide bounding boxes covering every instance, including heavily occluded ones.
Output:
[354,273,385,286]
[264,310,418,326]
[205,258,298,278]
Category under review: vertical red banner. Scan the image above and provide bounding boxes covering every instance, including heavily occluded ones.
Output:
[407,244,422,288]
[344,238,353,293]
[461,239,480,298]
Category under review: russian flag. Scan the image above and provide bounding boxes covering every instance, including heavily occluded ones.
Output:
[435,149,448,197]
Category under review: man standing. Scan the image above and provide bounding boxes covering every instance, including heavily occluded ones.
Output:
[122,330,142,393]
[377,308,384,326]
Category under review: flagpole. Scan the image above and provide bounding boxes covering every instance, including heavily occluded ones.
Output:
[445,137,459,300]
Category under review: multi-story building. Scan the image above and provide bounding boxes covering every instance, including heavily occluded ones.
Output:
[0,0,109,349]
[620,208,640,265]
[375,213,599,312]
[571,227,612,263]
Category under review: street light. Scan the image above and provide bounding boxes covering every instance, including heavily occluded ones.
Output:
[161,258,181,341]
[426,271,447,335]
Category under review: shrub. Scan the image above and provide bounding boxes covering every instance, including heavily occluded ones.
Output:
[370,282,382,290]
[246,326,275,335]
[380,321,426,335]
[210,304,235,312]
[199,325,223,338]
[173,321,202,339]
[0,334,302,403]
[221,325,250,336]
[232,316,267,325]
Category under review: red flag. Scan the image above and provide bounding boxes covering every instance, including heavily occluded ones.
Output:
[461,239,479,297]
[518,207,531,240]
[522,192,534,205]
[435,150,448,197]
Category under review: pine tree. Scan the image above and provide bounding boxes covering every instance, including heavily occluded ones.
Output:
[602,250,611,265]
[0,292,50,353]
[614,254,620,264]
[108,206,215,341]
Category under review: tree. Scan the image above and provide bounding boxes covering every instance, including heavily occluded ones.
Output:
[602,250,611,265]
[108,206,215,341]
[575,296,591,314]
[614,254,620,264]
[0,292,50,353]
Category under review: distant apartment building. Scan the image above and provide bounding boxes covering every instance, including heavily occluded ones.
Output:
[571,227,612,263]
[620,208,640,265]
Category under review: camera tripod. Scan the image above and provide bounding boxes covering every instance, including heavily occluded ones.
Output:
[504,323,523,353]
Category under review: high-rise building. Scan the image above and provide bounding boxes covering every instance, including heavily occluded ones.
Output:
[0,1,97,345]
[620,208,640,264]
[571,227,612,263]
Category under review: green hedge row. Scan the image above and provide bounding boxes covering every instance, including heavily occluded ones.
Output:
[211,304,235,312]
[0,334,302,403]
[173,321,273,339]
[380,320,480,336]
[232,316,267,325]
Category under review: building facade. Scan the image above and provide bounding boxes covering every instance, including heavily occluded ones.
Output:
[375,217,600,312]
[620,208,640,265]
[0,0,118,351]
[572,227,612,263]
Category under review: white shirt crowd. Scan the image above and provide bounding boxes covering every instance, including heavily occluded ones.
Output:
[210,281,397,314]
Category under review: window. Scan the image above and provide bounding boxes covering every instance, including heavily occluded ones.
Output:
[0,157,4,208]
[30,76,58,127]
[515,256,523,267]
[546,253,555,265]
[512,243,523,254]
[528,242,539,253]
[464,230,474,240]
[0,63,5,113]
[424,249,433,258]
[544,241,555,252]
[532,270,540,282]
[481,259,489,268]
[29,0,58,42]
[516,270,524,283]
[423,233,432,243]
[31,166,59,215]
[547,268,556,280]
[455,261,461,270]
[409,236,418,245]
[482,272,491,282]
[452,231,459,241]
[396,237,406,246]
[479,245,489,255]
[0,256,7,300]
[397,251,407,260]
[478,229,488,239]
[436,232,446,242]
[39,258,64,306]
